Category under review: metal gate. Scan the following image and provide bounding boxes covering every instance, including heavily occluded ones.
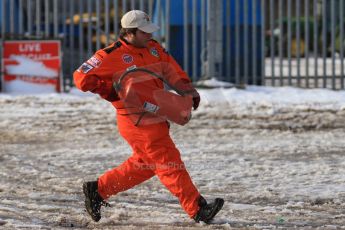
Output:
[264,0,345,90]
[0,0,344,91]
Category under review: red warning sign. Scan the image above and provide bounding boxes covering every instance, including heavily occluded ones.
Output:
[2,40,61,93]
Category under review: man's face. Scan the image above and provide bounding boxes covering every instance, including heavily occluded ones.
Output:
[127,29,152,48]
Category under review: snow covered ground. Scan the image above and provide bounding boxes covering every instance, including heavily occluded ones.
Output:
[1,86,345,229]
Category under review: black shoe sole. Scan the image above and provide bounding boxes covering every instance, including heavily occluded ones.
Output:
[204,198,224,224]
[83,182,101,222]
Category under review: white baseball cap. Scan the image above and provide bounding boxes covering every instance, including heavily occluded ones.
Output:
[121,10,160,33]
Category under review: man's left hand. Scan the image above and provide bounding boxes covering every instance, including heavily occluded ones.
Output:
[174,79,201,110]
[191,89,200,110]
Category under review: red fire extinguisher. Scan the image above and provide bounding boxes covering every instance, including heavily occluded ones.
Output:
[113,67,193,126]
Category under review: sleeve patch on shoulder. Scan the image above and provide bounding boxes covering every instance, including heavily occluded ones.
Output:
[87,55,102,67]
[77,63,94,74]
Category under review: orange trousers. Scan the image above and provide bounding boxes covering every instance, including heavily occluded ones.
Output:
[97,114,201,218]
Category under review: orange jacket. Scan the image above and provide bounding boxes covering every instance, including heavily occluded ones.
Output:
[73,38,192,116]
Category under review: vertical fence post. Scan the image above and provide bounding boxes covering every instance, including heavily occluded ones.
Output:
[36,0,41,38]
[287,0,292,86]
[165,0,170,51]
[87,0,92,57]
[331,0,336,89]
[105,0,110,46]
[322,0,327,88]
[148,0,153,17]
[235,0,240,84]
[0,0,5,92]
[313,0,318,87]
[96,0,101,50]
[1,0,5,39]
[10,0,14,37]
[244,0,248,84]
[278,0,283,85]
[305,0,310,88]
[156,0,161,43]
[1,0,6,40]
[122,0,127,14]
[183,0,189,73]
[18,0,23,38]
[28,0,32,36]
[269,0,275,86]
[252,0,257,85]
[53,0,58,38]
[340,0,344,89]
[207,0,223,81]
[114,0,119,38]
[261,0,266,86]
[44,0,49,38]
[192,0,197,81]
[79,0,84,61]
[69,0,75,86]
[296,0,301,87]
[225,0,231,82]
[62,0,67,82]
[140,0,144,11]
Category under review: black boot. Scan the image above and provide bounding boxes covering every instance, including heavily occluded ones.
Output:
[194,196,224,224]
[82,180,110,222]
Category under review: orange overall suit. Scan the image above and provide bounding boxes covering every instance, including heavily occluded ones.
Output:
[73,38,201,218]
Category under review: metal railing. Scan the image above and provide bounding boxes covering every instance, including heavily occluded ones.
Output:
[264,0,345,89]
[0,0,344,91]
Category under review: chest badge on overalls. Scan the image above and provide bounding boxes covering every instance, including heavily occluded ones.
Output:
[122,54,133,64]
[150,48,159,58]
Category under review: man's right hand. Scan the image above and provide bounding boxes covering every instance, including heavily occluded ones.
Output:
[85,75,119,102]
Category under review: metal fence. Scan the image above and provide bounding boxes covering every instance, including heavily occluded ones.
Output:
[0,0,344,91]
[265,0,345,90]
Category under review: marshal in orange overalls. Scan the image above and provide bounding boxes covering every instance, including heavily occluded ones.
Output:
[73,38,201,218]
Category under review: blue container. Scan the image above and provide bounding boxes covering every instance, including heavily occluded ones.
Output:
[154,0,263,85]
